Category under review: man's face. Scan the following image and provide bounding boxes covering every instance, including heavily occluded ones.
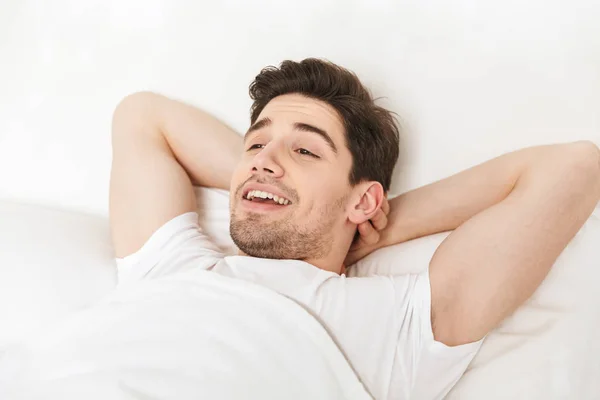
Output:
[229,93,355,260]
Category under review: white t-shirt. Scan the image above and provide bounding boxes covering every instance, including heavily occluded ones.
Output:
[115,212,483,400]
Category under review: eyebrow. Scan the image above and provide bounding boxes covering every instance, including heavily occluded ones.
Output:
[245,117,272,139]
[244,117,338,154]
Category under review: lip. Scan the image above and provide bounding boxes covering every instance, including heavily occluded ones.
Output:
[241,198,291,213]
[241,183,293,204]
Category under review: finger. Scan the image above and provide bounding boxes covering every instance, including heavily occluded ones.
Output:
[357,220,380,245]
[349,236,368,251]
[344,253,357,267]
[345,246,369,267]
[381,197,390,215]
[370,208,388,231]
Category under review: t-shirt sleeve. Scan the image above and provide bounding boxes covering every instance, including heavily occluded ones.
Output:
[393,269,485,400]
[115,212,225,285]
[314,269,484,400]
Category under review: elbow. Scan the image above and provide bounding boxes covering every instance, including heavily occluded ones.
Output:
[570,140,600,160]
[567,140,600,174]
[113,92,157,120]
[112,92,161,140]
[565,140,600,198]
[116,91,158,107]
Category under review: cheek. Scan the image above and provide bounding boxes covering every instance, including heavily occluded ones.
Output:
[301,178,344,208]
[229,175,245,208]
[231,162,249,189]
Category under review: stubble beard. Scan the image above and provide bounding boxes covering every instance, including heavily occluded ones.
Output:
[229,201,343,260]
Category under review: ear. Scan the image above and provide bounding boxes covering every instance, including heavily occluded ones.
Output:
[347,182,385,225]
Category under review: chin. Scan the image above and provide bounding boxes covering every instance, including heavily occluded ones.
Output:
[230,215,333,261]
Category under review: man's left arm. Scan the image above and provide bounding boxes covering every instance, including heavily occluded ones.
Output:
[427,141,600,346]
[349,141,600,346]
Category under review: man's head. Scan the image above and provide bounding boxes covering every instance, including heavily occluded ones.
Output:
[229,58,400,272]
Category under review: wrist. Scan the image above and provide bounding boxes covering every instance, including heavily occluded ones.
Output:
[381,196,416,246]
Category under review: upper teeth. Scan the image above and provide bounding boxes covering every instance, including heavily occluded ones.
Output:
[246,190,290,205]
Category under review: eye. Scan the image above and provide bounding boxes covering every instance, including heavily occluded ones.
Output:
[297,148,320,158]
[247,144,264,151]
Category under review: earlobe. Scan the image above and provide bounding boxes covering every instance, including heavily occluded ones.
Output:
[347,182,384,225]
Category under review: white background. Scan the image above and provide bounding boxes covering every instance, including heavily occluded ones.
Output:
[1,0,599,216]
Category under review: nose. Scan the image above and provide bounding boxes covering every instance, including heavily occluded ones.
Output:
[250,143,284,178]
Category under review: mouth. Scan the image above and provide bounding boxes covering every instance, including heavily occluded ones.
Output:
[240,189,293,212]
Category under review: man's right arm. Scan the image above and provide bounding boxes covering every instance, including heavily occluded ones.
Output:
[109,92,243,258]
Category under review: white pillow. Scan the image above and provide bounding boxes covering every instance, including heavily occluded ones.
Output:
[0,200,116,350]
[0,188,235,350]
[193,187,600,398]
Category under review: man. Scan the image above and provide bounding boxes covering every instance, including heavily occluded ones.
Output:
[110,58,600,399]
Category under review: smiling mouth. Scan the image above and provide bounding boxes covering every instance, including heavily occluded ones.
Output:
[243,189,292,206]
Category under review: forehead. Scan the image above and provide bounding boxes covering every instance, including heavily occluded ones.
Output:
[258,94,345,140]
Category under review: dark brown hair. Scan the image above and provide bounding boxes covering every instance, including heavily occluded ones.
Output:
[249,58,400,192]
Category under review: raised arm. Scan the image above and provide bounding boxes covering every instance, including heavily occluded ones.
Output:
[382,141,600,345]
[109,92,243,257]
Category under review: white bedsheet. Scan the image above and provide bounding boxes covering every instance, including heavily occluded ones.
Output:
[0,270,371,400]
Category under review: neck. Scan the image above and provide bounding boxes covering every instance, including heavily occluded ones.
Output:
[237,230,353,275]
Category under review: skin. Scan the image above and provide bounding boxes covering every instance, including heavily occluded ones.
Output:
[228,94,386,274]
